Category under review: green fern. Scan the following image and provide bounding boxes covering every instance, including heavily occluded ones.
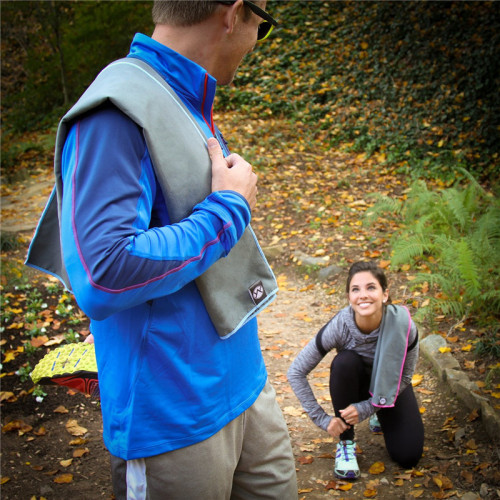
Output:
[391,234,433,267]
[364,176,500,335]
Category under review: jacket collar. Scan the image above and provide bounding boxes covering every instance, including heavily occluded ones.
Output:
[128,33,216,131]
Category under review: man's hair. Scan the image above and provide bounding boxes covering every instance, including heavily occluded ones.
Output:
[152,0,253,26]
[152,1,222,26]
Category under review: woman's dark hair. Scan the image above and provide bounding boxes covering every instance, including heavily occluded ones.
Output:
[345,261,388,293]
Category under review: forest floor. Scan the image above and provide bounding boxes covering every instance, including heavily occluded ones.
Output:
[1,121,499,499]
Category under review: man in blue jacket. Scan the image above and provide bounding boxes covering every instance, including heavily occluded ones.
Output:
[38,1,297,498]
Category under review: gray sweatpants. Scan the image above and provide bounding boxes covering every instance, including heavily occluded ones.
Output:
[110,381,298,499]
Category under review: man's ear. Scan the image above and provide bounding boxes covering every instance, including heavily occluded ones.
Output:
[222,0,244,35]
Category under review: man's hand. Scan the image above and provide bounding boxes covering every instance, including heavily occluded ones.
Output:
[208,137,258,211]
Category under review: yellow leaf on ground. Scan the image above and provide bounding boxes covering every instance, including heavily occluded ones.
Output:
[369,461,385,474]
[73,448,89,458]
[339,483,353,491]
[65,419,88,437]
[412,374,424,386]
[54,473,73,484]
[439,347,451,353]
[54,406,69,414]
[69,437,88,446]
[364,489,377,497]
[60,459,73,468]
[0,391,16,403]
[2,352,16,363]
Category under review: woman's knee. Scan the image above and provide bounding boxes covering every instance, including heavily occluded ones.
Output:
[386,438,423,469]
[331,349,364,372]
[390,448,423,469]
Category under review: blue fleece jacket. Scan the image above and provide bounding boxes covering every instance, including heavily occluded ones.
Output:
[60,33,267,460]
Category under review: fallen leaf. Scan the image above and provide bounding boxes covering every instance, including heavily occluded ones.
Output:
[69,437,88,446]
[368,461,385,474]
[325,480,338,490]
[60,459,73,467]
[73,447,89,458]
[1,477,10,485]
[283,406,303,417]
[2,419,33,434]
[65,419,88,437]
[44,335,65,346]
[30,335,49,348]
[412,374,424,386]
[0,391,16,403]
[465,439,478,450]
[54,406,69,414]
[364,490,377,497]
[460,470,474,483]
[416,388,434,395]
[54,473,73,484]
[410,490,424,498]
[339,483,353,491]
[297,456,314,465]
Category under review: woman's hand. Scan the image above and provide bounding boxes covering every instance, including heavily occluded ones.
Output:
[327,416,350,438]
[339,405,359,426]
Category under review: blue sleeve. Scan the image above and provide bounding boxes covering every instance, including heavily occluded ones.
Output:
[60,105,250,320]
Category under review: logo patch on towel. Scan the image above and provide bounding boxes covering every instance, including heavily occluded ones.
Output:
[249,281,267,305]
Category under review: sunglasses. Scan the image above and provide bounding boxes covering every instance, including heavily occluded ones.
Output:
[218,0,278,41]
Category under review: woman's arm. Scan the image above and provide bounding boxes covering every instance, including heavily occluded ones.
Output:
[287,336,333,431]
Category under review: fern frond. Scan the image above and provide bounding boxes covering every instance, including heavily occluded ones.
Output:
[448,238,480,294]
[442,188,471,232]
[364,194,402,224]
[474,290,500,317]
[391,234,433,266]
[437,299,467,319]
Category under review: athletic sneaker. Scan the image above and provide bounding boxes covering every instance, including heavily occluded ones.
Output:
[31,342,99,398]
[369,413,382,433]
[334,440,360,479]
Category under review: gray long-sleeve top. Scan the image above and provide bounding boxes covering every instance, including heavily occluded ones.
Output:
[287,305,419,432]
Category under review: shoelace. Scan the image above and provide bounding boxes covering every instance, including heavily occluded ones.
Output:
[337,442,355,462]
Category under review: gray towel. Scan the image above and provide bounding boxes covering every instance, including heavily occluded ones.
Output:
[26,58,278,338]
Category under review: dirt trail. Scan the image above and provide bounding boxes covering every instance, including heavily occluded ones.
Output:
[1,168,499,500]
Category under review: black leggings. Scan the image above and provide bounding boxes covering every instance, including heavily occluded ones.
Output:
[330,349,424,468]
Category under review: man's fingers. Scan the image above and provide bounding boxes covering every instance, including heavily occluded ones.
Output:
[207,137,226,169]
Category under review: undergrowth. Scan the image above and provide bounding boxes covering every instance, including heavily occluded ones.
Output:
[366,171,500,352]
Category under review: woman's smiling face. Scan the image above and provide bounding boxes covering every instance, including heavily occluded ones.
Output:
[348,271,389,322]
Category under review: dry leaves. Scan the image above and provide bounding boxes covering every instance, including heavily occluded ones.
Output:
[65,419,88,437]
